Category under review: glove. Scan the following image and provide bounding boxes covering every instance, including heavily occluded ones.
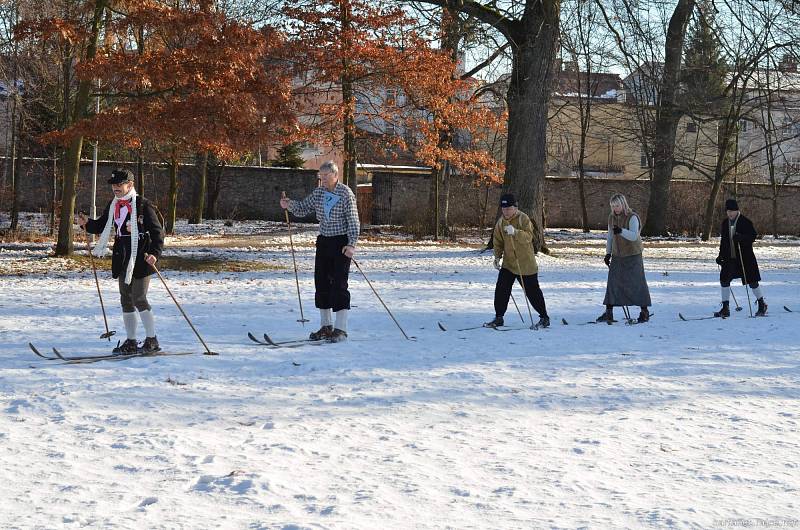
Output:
[715,255,725,266]
[612,225,622,235]
[493,257,502,270]
[504,224,516,235]
[604,253,611,267]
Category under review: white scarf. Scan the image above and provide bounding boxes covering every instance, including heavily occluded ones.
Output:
[93,188,138,285]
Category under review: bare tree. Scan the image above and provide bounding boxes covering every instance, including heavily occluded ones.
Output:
[555,0,618,232]
[598,0,697,236]
[400,0,561,242]
[672,0,799,239]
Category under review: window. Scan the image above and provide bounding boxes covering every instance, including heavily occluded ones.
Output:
[640,148,651,168]
[686,122,697,133]
[385,121,396,136]
[385,89,397,107]
[739,120,749,132]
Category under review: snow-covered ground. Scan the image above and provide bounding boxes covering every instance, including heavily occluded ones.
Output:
[1,221,799,529]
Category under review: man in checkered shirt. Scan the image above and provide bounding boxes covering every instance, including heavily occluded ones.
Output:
[280,161,360,342]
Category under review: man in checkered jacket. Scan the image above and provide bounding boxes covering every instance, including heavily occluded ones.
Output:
[280,161,360,342]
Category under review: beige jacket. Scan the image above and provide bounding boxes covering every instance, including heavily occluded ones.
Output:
[493,210,539,276]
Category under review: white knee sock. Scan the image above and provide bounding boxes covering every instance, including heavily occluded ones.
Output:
[334,309,348,333]
[751,286,763,300]
[123,312,138,340]
[320,308,332,327]
[721,286,730,303]
[139,310,156,338]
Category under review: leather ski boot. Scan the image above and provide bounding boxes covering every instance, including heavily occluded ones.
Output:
[755,298,768,317]
[309,325,333,341]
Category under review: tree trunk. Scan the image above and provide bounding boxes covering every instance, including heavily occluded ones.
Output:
[701,117,737,241]
[481,185,490,227]
[771,192,778,237]
[206,162,225,219]
[577,171,589,233]
[442,162,451,237]
[430,165,440,238]
[9,98,19,231]
[9,3,20,232]
[10,122,22,232]
[701,174,724,241]
[340,0,358,200]
[576,117,590,232]
[503,6,560,243]
[189,151,208,225]
[55,0,108,256]
[167,148,178,234]
[136,149,145,195]
[51,150,58,236]
[641,0,696,236]
[430,6,461,239]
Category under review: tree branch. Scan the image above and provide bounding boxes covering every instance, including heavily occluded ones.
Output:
[461,42,509,79]
[403,0,515,41]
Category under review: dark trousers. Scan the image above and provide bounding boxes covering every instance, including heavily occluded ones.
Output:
[494,268,548,319]
[314,235,351,312]
[119,275,151,313]
[720,261,759,289]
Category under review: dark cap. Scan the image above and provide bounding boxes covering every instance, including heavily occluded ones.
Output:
[725,199,739,211]
[108,169,134,185]
[500,193,517,208]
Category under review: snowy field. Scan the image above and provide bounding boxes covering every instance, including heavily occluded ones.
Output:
[1,221,800,529]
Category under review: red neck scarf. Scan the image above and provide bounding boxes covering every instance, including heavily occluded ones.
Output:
[114,199,131,221]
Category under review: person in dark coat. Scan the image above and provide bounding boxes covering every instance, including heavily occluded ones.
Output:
[597,193,652,323]
[77,169,164,353]
[714,199,767,317]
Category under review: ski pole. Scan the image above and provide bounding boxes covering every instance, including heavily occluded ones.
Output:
[497,257,524,322]
[510,293,525,323]
[622,305,633,324]
[737,242,753,317]
[730,287,742,311]
[83,227,115,340]
[506,235,535,328]
[717,263,742,311]
[352,257,415,340]
[282,191,309,325]
[150,262,218,355]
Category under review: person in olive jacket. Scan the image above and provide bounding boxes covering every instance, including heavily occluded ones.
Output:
[486,193,549,329]
[77,168,164,353]
[714,198,767,317]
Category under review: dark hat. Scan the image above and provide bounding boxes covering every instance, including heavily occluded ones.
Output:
[725,199,739,211]
[499,193,517,208]
[108,168,134,185]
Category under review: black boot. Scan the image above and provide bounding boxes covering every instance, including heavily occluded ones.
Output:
[596,306,615,323]
[637,307,650,323]
[329,329,348,343]
[484,316,504,328]
[534,316,550,329]
[113,339,139,354]
[141,336,160,353]
[714,301,730,318]
[310,325,333,341]
[755,298,768,317]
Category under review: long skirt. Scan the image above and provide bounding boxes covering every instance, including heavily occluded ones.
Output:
[603,253,651,307]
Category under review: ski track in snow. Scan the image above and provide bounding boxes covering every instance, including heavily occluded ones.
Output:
[1,227,799,529]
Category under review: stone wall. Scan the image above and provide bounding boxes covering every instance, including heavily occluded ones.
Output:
[0,157,319,221]
[371,172,800,235]
[3,157,800,234]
